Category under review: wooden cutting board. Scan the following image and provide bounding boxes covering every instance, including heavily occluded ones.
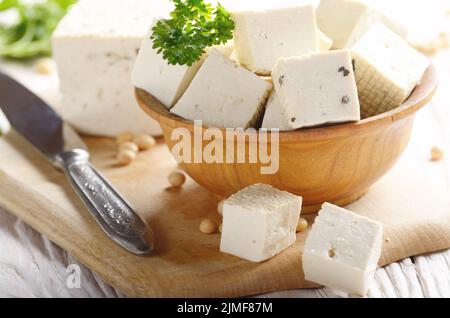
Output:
[1,129,450,297]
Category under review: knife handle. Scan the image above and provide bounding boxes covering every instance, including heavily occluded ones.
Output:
[56,149,154,256]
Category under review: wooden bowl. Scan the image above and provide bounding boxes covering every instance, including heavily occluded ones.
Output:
[136,65,438,214]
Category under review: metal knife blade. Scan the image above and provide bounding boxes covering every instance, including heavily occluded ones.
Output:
[0,72,86,162]
[0,71,154,256]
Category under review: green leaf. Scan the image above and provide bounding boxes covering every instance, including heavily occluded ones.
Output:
[0,0,77,59]
[151,0,235,66]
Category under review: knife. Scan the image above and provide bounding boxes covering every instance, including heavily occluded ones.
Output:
[0,71,154,256]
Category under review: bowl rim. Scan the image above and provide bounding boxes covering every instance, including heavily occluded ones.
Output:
[136,64,438,141]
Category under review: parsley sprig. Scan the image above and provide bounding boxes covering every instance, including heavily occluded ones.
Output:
[151,0,235,66]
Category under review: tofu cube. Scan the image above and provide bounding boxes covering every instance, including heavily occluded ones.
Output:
[265,50,360,130]
[132,27,204,109]
[52,0,169,137]
[231,4,319,75]
[302,203,383,296]
[352,23,430,118]
[317,0,408,49]
[171,49,272,129]
[220,184,302,263]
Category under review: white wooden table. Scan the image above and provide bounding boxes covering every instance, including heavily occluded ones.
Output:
[2,202,449,298]
[1,0,450,298]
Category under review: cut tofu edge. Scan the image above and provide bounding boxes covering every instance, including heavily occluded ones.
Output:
[231,4,319,76]
[303,202,383,296]
[351,23,430,118]
[352,23,430,93]
[170,49,272,129]
[220,184,302,263]
[268,50,360,130]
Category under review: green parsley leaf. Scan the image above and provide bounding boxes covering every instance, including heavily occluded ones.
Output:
[151,0,235,66]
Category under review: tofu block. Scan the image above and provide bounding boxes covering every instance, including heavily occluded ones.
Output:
[352,23,430,118]
[265,50,360,130]
[303,203,383,296]
[132,27,204,109]
[231,4,319,75]
[318,30,333,51]
[171,49,272,129]
[0,109,11,136]
[220,184,302,263]
[317,0,408,49]
[52,0,171,137]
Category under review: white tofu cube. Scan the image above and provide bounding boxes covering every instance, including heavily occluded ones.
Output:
[132,27,204,109]
[220,184,302,263]
[265,50,360,130]
[352,23,430,118]
[303,203,383,296]
[52,0,170,137]
[231,4,319,75]
[317,0,408,49]
[170,49,272,129]
[0,109,11,136]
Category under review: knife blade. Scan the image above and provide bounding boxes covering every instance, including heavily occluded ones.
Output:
[0,71,154,256]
